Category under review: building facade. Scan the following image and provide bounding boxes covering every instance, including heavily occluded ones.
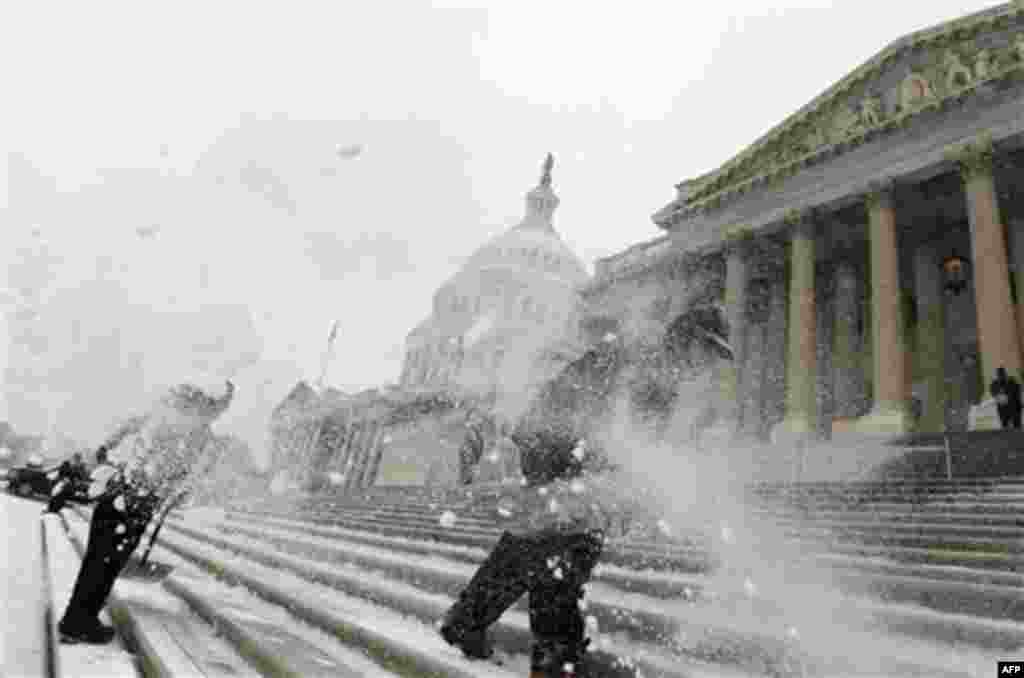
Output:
[593,2,1024,448]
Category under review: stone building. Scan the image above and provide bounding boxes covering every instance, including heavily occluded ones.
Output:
[589,2,1024,454]
[399,153,589,402]
[268,156,590,490]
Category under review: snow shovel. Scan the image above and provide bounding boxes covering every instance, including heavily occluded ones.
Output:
[119,493,185,583]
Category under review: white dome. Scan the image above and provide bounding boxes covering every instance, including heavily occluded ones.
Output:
[455,222,588,289]
[399,155,589,392]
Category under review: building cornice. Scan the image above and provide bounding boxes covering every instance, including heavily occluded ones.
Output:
[655,2,1024,229]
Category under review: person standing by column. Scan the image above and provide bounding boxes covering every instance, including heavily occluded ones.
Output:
[990,367,1023,429]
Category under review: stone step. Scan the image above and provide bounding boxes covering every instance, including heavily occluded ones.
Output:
[240,507,715,572]
[241,505,1024,580]
[261,502,1024,567]
[756,501,1024,517]
[231,511,1024,601]
[163,519,713,678]
[184,511,1007,676]
[226,510,1024,626]
[65,512,379,678]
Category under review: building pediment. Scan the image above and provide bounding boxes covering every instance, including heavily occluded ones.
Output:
[658,2,1024,227]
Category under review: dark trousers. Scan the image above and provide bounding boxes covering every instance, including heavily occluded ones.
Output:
[998,406,1022,429]
[444,530,604,670]
[60,496,153,628]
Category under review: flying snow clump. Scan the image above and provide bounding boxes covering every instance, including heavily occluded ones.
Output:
[439,510,458,528]
[721,524,735,544]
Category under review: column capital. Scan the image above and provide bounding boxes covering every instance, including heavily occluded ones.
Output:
[864,177,897,209]
[783,207,818,239]
[944,132,995,181]
[722,223,757,257]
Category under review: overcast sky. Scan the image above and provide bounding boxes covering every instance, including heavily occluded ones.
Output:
[0,0,1001,462]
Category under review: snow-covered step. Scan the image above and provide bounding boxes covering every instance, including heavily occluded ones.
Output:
[41,512,142,678]
[64,506,397,678]
[234,508,714,574]
[185,508,1001,677]
[179,512,1015,675]
[150,526,631,678]
[228,510,1024,601]
[312,504,713,551]
[217,509,1024,639]
[227,511,705,599]
[754,506,1024,525]
[59,513,258,678]
[160,519,757,678]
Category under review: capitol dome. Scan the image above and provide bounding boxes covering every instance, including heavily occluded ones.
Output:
[399,155,590,397]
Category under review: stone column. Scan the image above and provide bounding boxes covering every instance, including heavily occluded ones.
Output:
[718,230,753,431]
[913,243,947,432]
[336,420,357,472]
[740,278,771,438]
[815,267,835,439]
[773,210,817,440]
[1009,218,1024,355]
[859,179,911,433]
[950,136,1022,384]
[762,277,788,436]
[343,421,369,491]
[831,257,866,432]
[357,424,386,489]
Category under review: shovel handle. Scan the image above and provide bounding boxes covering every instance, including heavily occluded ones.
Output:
[138,492,186,567]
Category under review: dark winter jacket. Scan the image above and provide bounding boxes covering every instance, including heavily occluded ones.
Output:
[491,429,640,539]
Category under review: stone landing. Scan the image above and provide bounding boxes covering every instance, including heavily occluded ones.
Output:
[748,430,1024,483]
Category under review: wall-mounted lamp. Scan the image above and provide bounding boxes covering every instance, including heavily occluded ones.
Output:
[941,251,969,296]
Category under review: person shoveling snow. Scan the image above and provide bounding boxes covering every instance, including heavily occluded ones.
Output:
[440,430,645,678]
[56,379,235,645]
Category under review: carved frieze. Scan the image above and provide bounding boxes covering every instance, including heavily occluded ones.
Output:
[676,7,1024,217]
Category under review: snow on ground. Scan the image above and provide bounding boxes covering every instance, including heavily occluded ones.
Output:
[222,510,712,592]
[1,494,49,677]
[59,511,262,678]
[0,494,137,678]
[199,506,1004,677]
[61,511,390,678]
[160,526,529,677]
[44,511,139,677]
[170,513,740,675]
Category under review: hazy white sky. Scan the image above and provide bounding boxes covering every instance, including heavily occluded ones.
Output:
[0,1,1001,460]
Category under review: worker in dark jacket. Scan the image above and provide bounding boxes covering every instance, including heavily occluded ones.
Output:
[440,427,630,678]
[58,380,234,645]
[56,445,143,644]
[990,366,1023,429]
